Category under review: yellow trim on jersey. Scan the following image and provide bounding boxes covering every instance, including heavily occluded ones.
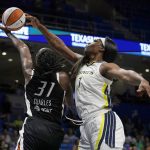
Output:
[78,140,80,150]
[94,114,105,150]
[102,83,108,108]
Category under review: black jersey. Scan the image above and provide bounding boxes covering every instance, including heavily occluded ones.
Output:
[25,71,65,124]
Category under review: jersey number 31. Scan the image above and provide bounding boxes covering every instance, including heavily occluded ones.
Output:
[34,81,55,97]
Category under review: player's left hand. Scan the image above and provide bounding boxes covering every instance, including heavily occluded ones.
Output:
[137,80,150,97]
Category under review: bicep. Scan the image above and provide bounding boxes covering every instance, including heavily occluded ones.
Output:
[108,68,129,81]
[101,63,128,81]
[107,67,142,86]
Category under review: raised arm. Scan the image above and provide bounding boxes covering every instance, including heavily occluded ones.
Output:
[0,26,33,83]
[100,63,150,97]
[26,14,82,63]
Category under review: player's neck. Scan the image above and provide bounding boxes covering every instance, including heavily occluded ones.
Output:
[89,54,103,63]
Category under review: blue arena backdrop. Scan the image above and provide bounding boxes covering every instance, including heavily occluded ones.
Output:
[0,25,150,57]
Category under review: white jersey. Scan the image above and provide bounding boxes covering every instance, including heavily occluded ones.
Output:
[75,62,112,120]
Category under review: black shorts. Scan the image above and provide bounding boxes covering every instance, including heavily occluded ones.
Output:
[16,117,64,150]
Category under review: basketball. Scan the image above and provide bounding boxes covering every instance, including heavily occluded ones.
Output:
[2,7,26,31]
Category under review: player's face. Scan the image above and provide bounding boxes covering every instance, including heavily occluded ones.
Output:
[84,40,104,56]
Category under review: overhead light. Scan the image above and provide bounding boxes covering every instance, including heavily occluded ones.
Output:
[145,69,149,72]
[15,80,19,83]
[2,52,7,56]
[8,58,13,62]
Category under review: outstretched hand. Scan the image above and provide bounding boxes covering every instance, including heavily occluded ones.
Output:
[25,13,41,28]
[137,80,150,97]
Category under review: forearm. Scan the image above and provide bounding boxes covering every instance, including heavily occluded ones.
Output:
[6,32,33,70]
[121,70,145,86]
[124,70,150,97]
[102,63,147,86]
[7,32,27,49]
[7,33,30,56]
[38,24,66,51]
[37,24,78,62]
[7,32,31,60]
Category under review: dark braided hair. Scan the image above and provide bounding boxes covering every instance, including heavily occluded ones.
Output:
[35,48,65,75]
[71,37,118,79]
[103,37,118,62]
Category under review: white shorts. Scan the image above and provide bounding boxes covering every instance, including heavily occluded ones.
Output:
[78,111,125,150]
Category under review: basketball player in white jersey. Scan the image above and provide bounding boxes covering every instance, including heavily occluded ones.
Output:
[26,14,150,150]
[0,26,74,150]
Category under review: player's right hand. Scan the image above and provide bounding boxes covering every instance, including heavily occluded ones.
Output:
[137,79,150,97]
[25,13,41,28]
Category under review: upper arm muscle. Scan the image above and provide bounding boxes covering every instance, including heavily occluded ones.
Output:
[100,63,125,81]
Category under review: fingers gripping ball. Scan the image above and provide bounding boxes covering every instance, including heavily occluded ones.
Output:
[2,7,26,31]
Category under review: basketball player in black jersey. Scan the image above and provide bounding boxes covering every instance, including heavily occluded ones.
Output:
[0,26,73,150]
